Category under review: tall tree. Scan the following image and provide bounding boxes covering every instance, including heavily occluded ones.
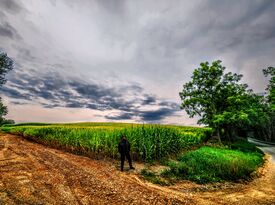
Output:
[179,60,267,141]
[0,52,14,123]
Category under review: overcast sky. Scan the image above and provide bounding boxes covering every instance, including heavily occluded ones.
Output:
[0,0,274,125]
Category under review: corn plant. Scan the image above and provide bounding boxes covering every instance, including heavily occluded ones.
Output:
[1,123,212,162]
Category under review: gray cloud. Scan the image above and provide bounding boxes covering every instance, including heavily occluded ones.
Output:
[105,112,133,120]
[0,1,23,41]
[142,95,156,105]
[139,108,178,121]
[0,0,274,124]
[0,0,23,13]
[0,21,21,40]
[1,86,32,100]
[1,69,179,121]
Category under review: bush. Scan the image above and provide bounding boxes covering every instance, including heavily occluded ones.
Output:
[163,146,264,183]
[230,140,264,155]
[141,169,169,185]
[0,119,15,126]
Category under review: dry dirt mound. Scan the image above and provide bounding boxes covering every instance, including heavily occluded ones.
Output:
[0,133,274,205]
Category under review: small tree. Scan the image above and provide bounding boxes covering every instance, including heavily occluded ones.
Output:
[0,52,14,124]
[0,52,14,86]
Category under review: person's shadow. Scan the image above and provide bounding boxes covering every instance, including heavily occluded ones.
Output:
[114,164,134,172]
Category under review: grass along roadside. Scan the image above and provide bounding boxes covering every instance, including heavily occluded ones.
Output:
[159,141,264,184]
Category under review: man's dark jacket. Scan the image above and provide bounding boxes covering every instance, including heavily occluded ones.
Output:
[118,139,130,154]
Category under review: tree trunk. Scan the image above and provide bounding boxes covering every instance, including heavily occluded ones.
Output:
[217,128,222,143]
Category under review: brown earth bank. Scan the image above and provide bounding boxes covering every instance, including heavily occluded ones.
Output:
[0,133,274,205]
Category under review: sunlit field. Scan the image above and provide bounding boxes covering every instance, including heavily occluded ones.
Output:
[2,122,212,162]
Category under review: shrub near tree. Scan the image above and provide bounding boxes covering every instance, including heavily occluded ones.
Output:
[0,52,14,125]
[179,60,270,142]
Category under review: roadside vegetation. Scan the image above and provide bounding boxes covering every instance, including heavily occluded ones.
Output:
[140,141,264,184]
[161,141,264,184]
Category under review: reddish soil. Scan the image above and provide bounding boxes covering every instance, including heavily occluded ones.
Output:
[0,133,274,205]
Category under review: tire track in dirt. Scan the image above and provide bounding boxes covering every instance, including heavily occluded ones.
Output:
[0,133,274,205]
[0,133,192,205]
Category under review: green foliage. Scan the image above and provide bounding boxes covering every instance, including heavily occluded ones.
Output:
[230,140,264,155]
[2,122,52,127]
[179,60,270,141]
[141,169,156,177]
[140,169,169,185]
[180,60,226,125]
[1,123,210,162]
[162,145,264,184]
[0,52,14,122]
[0,118,15,126]
[263,66,275,110]
[0,98,8,122]
[0,52,14,86]
[248,67,275,142]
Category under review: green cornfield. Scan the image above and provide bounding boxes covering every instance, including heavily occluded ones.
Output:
[1,122,212,162]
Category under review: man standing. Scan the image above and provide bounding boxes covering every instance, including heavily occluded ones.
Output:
[118,135,135,171]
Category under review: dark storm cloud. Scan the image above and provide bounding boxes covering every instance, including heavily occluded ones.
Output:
[0,86,32,100]
[139,108,178,121]
[69,80,121,99]
[105,104,180,121]
[1,70,179,121]
[142,95,156,105]
[139,101,180,121]
[105,112,133,120]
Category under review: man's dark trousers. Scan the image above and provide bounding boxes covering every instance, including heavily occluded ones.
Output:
[120,152,132,171]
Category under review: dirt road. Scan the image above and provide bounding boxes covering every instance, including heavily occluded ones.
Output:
[0,133,274,205]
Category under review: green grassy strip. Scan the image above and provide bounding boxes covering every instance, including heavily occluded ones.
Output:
[162,141,264,183]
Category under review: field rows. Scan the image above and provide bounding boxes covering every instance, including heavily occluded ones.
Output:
[1,123,212,162]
